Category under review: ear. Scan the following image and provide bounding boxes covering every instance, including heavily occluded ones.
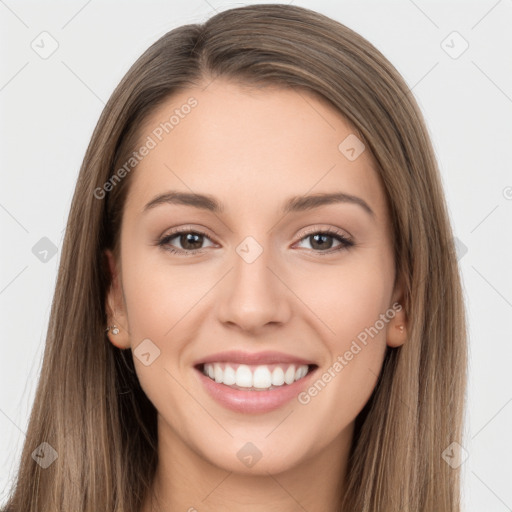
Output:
[386,273,408,348]
[104,249,130,350]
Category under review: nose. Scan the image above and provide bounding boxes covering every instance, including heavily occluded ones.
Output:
[216,240,292,333]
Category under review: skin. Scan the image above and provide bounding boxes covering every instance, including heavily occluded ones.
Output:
[105,78,408,512]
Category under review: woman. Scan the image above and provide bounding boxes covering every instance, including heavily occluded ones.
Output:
[2,4,467,511]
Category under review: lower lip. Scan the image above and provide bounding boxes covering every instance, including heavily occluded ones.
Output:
[195,366,318,414]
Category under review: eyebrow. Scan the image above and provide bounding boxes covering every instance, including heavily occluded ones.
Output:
[143,191,375,218]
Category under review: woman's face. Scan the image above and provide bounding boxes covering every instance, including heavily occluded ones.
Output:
[106,79,407,476]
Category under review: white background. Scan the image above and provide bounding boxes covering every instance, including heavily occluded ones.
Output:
[1,1,511,510]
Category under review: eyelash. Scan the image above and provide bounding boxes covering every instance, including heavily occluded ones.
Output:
[157,226,355,256]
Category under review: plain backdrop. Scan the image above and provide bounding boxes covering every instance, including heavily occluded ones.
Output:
[1,1,511,510]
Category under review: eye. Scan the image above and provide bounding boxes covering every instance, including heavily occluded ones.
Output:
[294,227,354,254]
[157,226,355,256]
[157,227,216,256]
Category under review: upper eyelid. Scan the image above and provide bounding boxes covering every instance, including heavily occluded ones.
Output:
[297,225,352,239]
[162,225,216,242]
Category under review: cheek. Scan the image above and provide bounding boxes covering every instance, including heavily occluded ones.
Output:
[290,258,392,408]
[119,253,204,417]
[295,277,390,444]
[121,248,206,338]
[290,256,393,346]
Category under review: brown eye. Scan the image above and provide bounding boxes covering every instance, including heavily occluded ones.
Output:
[176,232,204,251]
[158,229,215,255]
[295,229,354,254]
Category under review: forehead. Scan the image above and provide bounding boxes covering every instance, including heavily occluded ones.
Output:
[124,79,388,223]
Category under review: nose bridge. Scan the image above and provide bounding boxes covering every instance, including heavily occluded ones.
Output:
[217,234,291,330]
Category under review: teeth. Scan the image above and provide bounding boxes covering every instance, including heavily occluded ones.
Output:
[271,367,285,386]
[214,364,223,383]
[235,365,253,387]
[222,364,236,385]
[295,365,308,380]
[284,365,295,385]
[253,366,272,388]
[202,362,311,390]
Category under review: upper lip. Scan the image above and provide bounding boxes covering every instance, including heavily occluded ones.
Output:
[194,350,317,367]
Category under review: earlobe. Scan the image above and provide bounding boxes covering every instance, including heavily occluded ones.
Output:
[104,249,131,350]
[387,318,407,348]
[105,322,130,350]
[387,277,408,348]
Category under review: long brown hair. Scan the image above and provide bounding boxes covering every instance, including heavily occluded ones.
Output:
[2,4,467,511]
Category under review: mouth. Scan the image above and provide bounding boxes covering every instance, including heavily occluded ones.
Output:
[192,350,320,413]
[194,362,318,391]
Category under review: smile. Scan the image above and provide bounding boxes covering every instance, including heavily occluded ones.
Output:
[194,360,319,414]
[200,362,314,390]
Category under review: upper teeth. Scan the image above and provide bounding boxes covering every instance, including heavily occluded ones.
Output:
[203,363,309,389]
